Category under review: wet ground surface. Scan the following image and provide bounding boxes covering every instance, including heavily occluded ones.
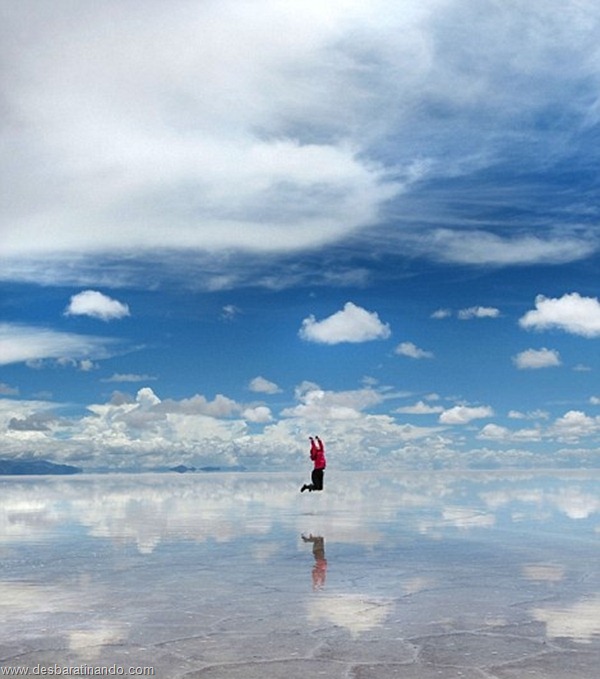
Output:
[0,470,598,677]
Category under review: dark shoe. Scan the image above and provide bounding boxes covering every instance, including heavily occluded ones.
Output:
[300,484,308,492]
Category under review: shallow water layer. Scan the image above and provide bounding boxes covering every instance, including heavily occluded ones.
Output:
[0,470,598,678]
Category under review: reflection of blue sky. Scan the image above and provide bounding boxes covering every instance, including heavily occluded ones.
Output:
[1,471,599,670]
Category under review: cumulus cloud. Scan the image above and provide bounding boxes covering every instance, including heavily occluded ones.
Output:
[458,306,500,320]
[0,323,117,366]
[283,382,384,420]
[477,408,600,445]
[477,423,542,443]
[508,409,549,420]
[395,341,433,359]
[550,410,600,442]
[8,414,52,432]
[519,293,600,337]
[512,347,561,370]
[65,290,130,321]
[396,401,444,415]
[0,382,443,470]
[242,406,273,423]
[299,302,391,344]
[431,309,452,319]
[249,376,282,394]
[439,405,494,425]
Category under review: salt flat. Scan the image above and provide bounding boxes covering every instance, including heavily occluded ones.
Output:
[1,470,598,678]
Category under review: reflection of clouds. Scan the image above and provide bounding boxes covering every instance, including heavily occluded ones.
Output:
[522,563,565,583]
[441,507,496,529]
[0,472,598,556]
[551,489,600,519]
[251,542,280,563]
[532,594,600,642]
[69,623,128,659]
[479,475,600,525]
[307,594,393,638]
[0,580,128,661]
[402,576,434,594]
[0,581,73,614]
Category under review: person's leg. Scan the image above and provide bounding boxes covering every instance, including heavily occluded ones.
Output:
[312,468,324,491]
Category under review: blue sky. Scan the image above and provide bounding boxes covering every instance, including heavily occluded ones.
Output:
[1,0,600,471]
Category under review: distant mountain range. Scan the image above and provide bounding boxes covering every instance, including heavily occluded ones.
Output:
[169,464,247,473]
[0,459,246,475]
[0,458,82,475]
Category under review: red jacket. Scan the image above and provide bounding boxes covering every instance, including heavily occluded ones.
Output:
[310,437,326,470]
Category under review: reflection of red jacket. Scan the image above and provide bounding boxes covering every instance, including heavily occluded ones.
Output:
[310,437,326,470]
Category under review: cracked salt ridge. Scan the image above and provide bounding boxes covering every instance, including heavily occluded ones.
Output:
[0,471,599,677]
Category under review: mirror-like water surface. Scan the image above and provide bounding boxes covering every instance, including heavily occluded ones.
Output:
[1,471,598,678]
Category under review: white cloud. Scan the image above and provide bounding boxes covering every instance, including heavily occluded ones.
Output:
[508,409,549,420]
[0,1,402,272]
[512,347,561,370]
[550,410,600,442]
[221,305,241,321]
[283,382,384,420]
[0,382,444,470]
[299,302,391,344]
[249,376,282,394]
[416,230,596,267]
[242,406,273,423]
[519,293,600,337]
[457,306,500,320]
[101,373,157,383]
[0,382,19,396]
[395,341,433,359]
[3,1,598,287]
[0,323,117,366]
[439,405,494,425]
[590,396,600,405]
[65,290,130,321]
[158,393,239,418]
[477,423,542,443]
[396,401,443,415]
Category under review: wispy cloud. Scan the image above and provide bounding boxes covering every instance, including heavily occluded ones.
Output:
[0,382,19,396]
[101,373,157,383]
[2,2,600,286]
[0,323,118,367]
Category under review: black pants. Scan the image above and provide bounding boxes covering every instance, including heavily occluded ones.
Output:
[311,468,324,491]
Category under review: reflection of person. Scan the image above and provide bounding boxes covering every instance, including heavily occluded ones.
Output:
[302,534,327,590]
[300,436,326,493]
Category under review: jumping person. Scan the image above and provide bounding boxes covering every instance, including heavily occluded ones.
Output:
[300,435,326,492]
